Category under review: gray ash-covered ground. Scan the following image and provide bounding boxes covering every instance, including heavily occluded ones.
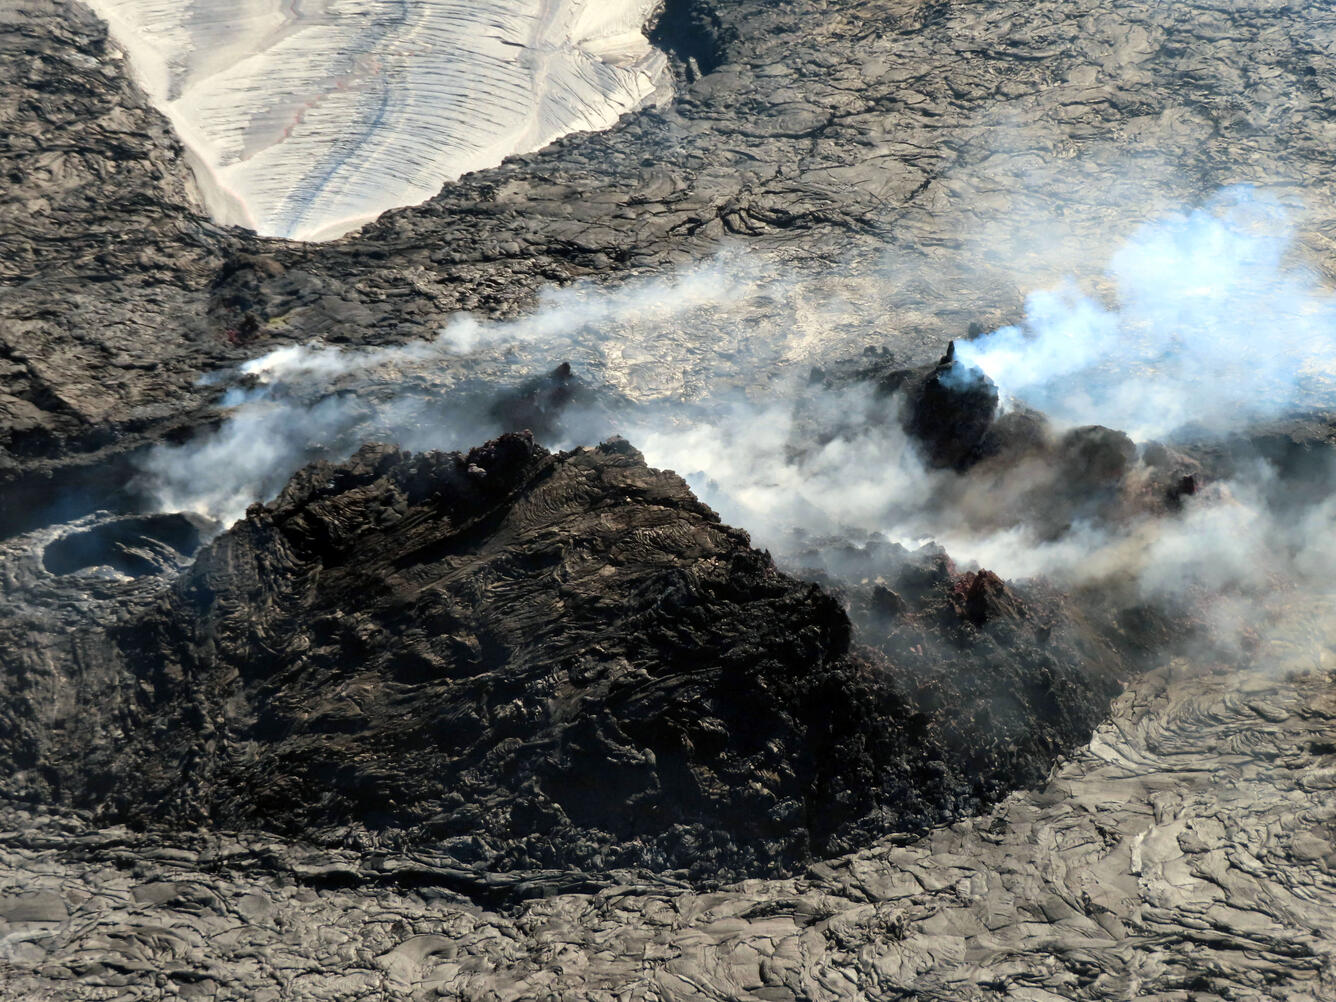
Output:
[3,654,1334,1001]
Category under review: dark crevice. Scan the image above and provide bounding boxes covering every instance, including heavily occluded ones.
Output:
[650,0,733,79]
[293,864,611,911]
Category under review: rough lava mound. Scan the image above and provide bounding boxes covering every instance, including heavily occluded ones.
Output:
[2,433,1146,883]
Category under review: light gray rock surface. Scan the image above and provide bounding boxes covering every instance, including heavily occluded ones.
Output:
[1,647,1333,1000]
[79,0,670,240]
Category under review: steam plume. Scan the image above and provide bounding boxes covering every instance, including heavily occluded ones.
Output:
[137,188,1336,656]
[954,188,1336,438]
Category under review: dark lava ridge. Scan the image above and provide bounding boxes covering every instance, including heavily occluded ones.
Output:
[0,432,1151,883]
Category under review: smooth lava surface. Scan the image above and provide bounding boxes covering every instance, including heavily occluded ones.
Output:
[82,0,669,241]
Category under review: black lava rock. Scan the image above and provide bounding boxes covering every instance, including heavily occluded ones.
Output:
[1,436,1136,883]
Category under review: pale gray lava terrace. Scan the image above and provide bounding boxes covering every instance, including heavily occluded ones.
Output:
[82,0,669,240]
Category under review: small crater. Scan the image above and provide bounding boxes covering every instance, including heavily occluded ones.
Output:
[42,513,216,578]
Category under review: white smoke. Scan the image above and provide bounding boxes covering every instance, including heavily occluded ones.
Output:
[138,188,1336,659]
[238,252,771,386]
[621,384,938,544]
[139,249,808,523]
[955,187,1336,438]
